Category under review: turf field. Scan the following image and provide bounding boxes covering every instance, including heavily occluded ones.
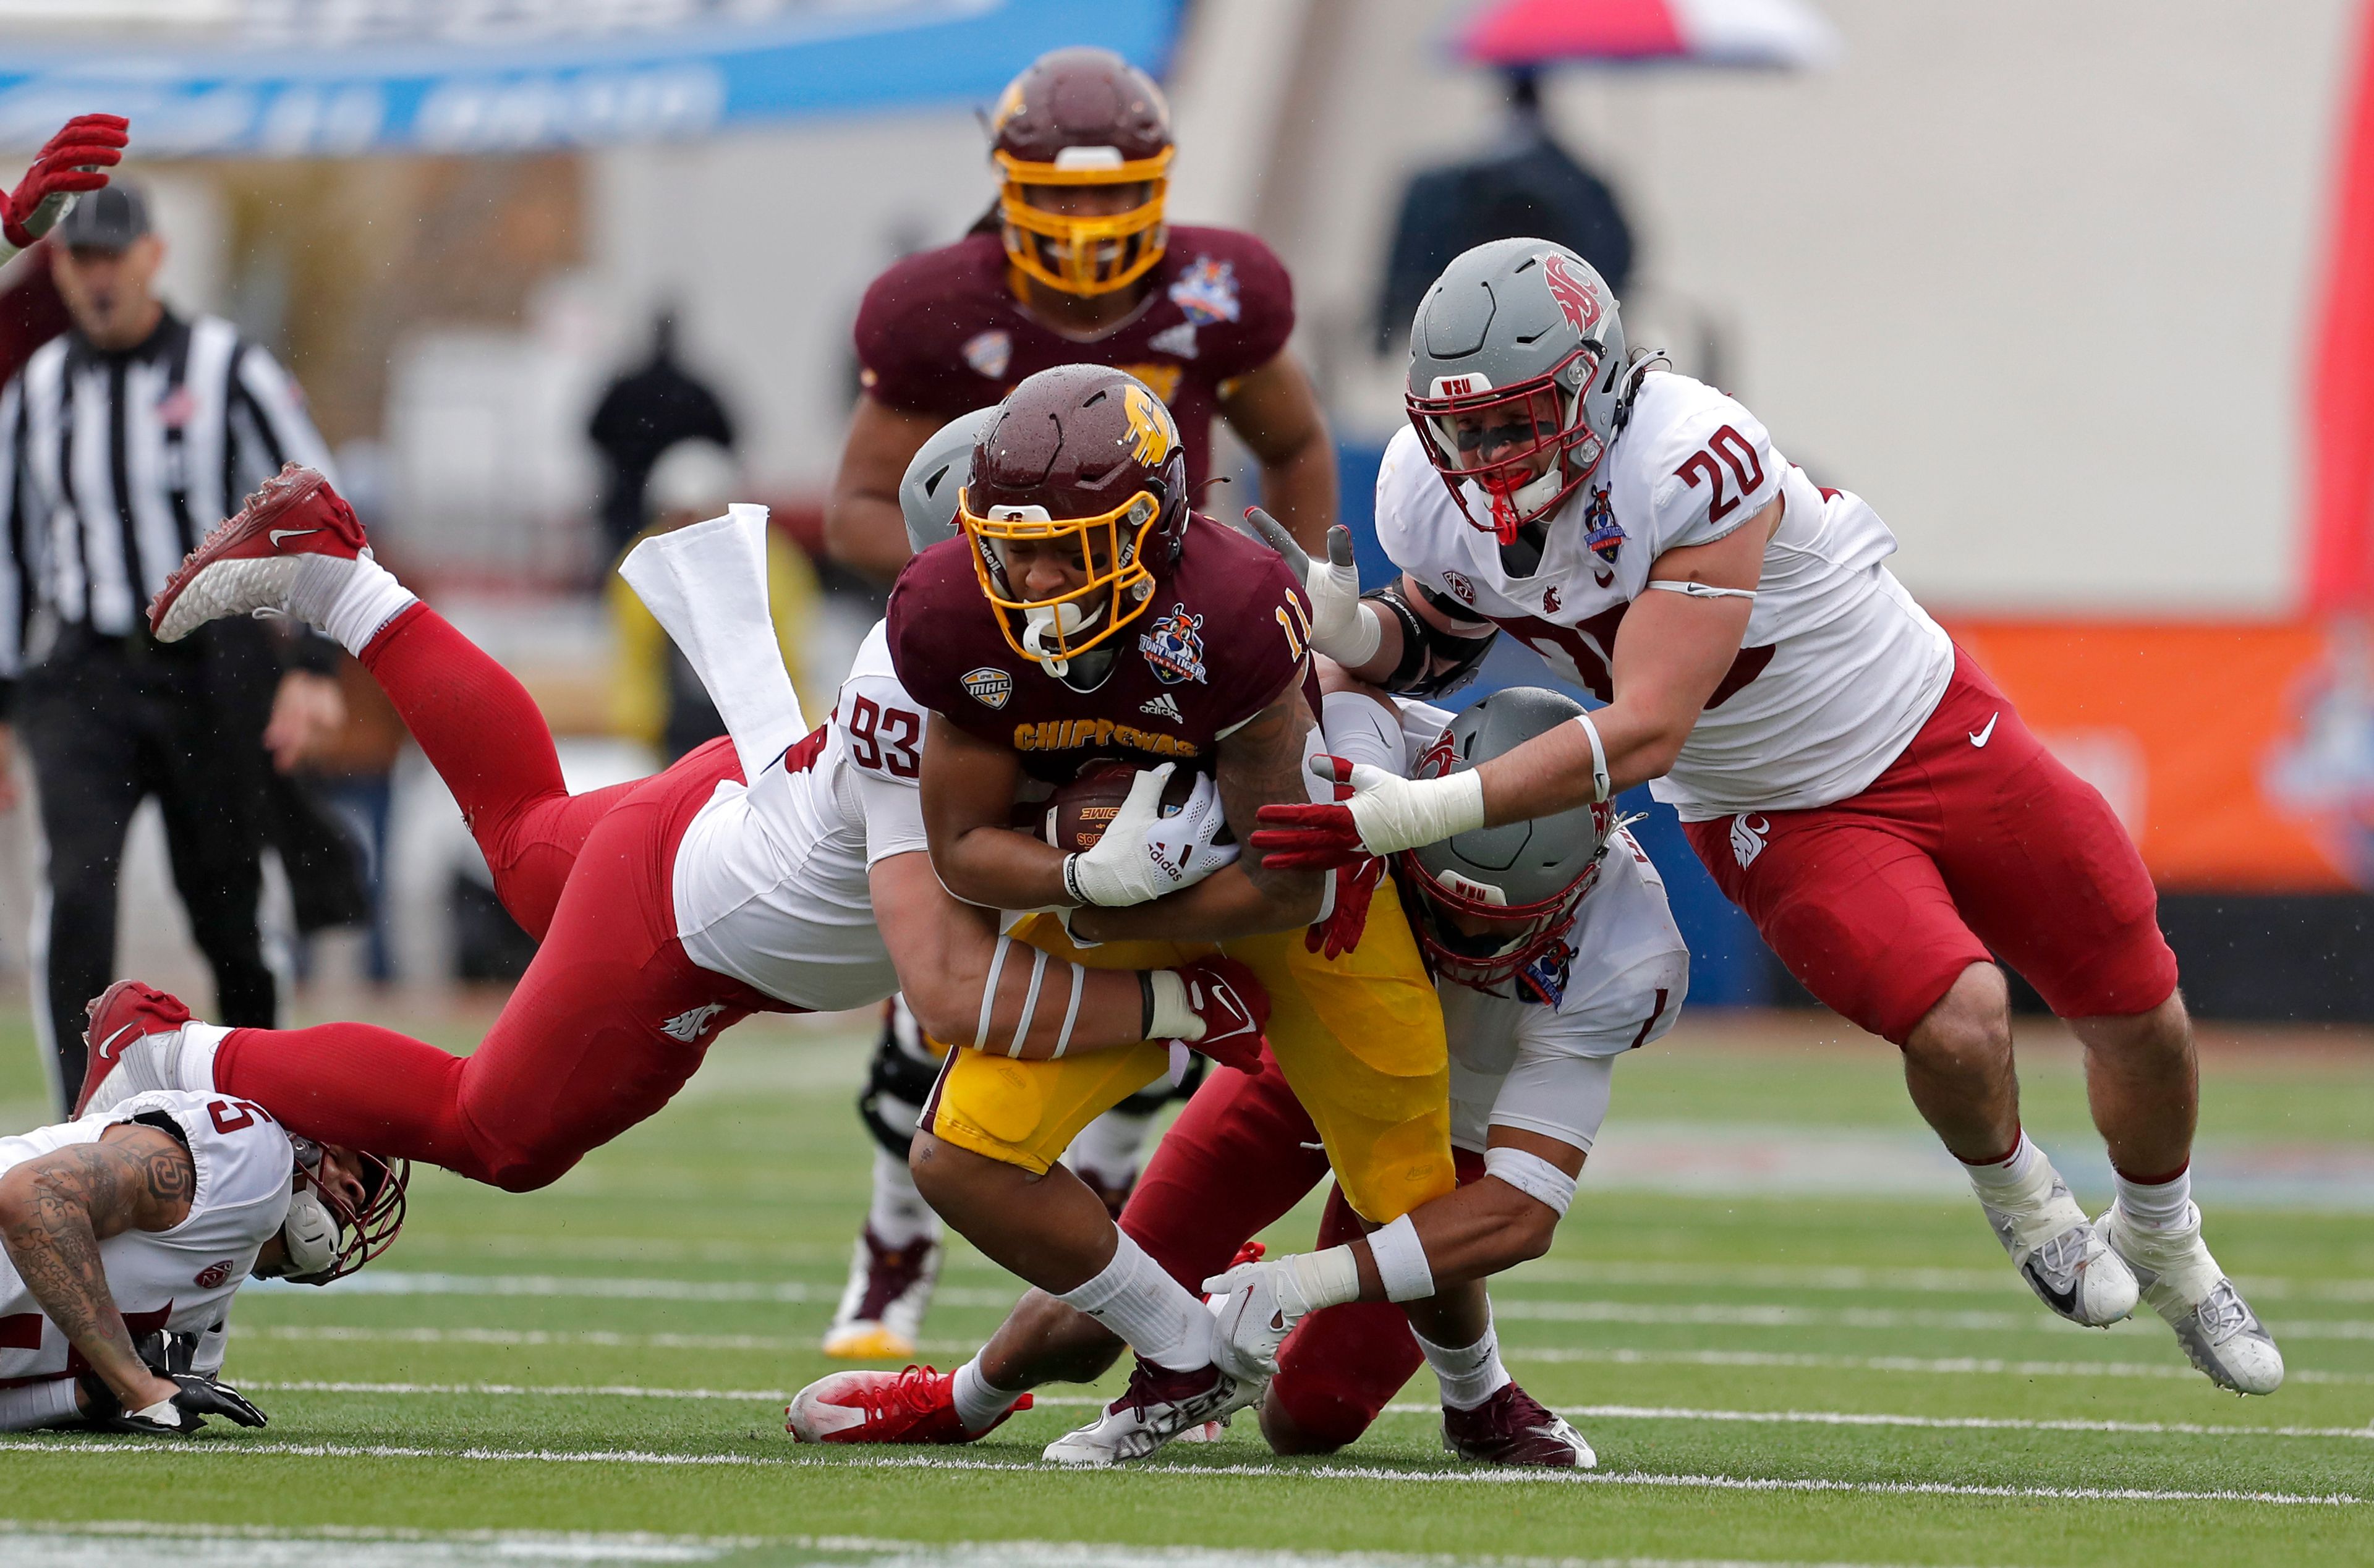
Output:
[2,998,2370,1567]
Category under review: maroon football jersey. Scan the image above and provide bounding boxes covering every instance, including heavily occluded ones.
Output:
[887,515,1313,786]
[854,225,1294,498]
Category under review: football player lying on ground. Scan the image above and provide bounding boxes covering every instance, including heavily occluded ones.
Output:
[789,682,1687,1466]
[0,1033,404,1435]
[80,465,1269,1210]
[867,370,1529,1465]
[1253,238,2279,1393]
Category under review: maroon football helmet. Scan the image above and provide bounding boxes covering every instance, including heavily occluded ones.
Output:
[958,363,1189,669]
[990,46,1174,297]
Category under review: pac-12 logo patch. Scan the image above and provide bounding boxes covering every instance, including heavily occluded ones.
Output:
[1441,570,1476,606]
[1583,488,1624,564]
[1138,604,1209,685]
[1168,256,1241,326]
[962,667,1013,710]
[194,1259,236,1289]
[962,329,1011,379]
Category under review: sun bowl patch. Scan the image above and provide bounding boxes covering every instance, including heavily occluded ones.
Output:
[1516,935,1578,1007]
[962,666,1014,710]
[1168,256,1240,326]
[1138,604,1209,685]
[1583,488,1625,564]
[962,329,1011,380]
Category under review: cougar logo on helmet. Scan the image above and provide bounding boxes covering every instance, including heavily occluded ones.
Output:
[1122,382,1175,465]
[1540,253,1603,334]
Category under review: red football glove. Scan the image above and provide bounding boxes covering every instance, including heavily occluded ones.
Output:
[1305,854,1386,960]
[4,114,131,250]
[1251,753,1368,870]
[1172,954,1269,1073]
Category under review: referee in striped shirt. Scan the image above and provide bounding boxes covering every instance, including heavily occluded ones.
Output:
[0,184,346,1107]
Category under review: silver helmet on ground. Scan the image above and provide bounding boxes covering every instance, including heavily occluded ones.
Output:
[898,405,1001,555]
[1405,237,1627,543]
[1403,686,1616,998]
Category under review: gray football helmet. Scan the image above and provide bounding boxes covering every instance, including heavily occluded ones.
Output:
[898,405,1001,555]
[1403,686,1616,997]
[1405,237,1627,541]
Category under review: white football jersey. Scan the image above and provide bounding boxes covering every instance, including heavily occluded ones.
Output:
[1368,703,1689,1155]
[0,1090,292,1385]
[673,619,932,1012]
[1375,371,1955,821]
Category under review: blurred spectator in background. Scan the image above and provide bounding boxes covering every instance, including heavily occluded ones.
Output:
[0,245,70,390]
[607,438,820,761]
[1375,68,1635,352]
[587,311,737,560]
[0,183,353,1109]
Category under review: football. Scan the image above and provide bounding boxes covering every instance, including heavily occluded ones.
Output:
[1041,760,1204,852]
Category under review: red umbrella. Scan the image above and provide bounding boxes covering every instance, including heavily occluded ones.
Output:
[1459,0,1842,70]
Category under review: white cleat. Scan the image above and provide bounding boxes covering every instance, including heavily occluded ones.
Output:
[1979,1175,2138,1327]
[2101,1202,2284,1395]
[1040,1357,1262,1467]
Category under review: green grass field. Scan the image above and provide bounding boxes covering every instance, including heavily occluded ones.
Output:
[2,999,2370,1567]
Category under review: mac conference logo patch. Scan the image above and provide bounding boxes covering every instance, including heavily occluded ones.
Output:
[963,667,1014,710]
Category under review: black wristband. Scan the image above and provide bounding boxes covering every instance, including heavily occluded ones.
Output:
[1139,972,1155,1039]
[1062,854,1086,906]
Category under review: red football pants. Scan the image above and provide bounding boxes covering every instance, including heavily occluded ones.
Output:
[215,605,786,1190]
[1683,645,2180,1045]
[1121,1051,1485,1448]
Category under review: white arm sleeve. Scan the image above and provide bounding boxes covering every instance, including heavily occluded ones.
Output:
[851,766,931,866]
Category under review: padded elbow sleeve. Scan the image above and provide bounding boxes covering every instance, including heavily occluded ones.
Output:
[1367,582,1497,700]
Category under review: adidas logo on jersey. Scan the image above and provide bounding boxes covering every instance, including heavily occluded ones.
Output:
[1729,813,1770,870]
[1139,693,1183,724]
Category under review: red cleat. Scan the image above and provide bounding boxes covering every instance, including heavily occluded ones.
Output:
[148,464,370,643]
[75,980,193,1117]
[785,1365,1031,1445]
[1441,1383,1596,1468]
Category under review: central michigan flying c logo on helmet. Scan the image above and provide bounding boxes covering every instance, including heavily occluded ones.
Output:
[1539,252,1602,335]
[1121,381,1175,465]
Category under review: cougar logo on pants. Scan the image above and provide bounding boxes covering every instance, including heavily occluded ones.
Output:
[1730,814,1770,870]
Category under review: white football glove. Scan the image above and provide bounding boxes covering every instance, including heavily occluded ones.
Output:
[1140,769,1238,891]
[1202,1248,1362,1381]
[1064,763,1178,908]
[1236,509,1377,667]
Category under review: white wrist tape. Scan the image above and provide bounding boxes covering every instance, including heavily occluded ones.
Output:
[1352,767,1487,855]
[129,1397,180,1425]
[1288,1245,1366,1313]
[1329,601,1384,666]
[1572,712,1610,803]
[1145,968,1202,1041]
[1484,1146,1578,1218]
[1646,579,1757,601]
[1367,1213,1436,1302]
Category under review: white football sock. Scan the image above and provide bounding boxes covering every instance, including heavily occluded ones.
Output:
[950,1354,1024,1433]
[177,1021,232,1094]
[2114,1163,2193,1231]
[1063,1107,1155,1194]
[1321,690,1405,775]
[1414,1315,1512,1412]
[0,1377,82,1431]
[287,551,417,656]
[1960,1129,2047,1203]
[867,1145,941,1251]
[1056,1228,1214,1373]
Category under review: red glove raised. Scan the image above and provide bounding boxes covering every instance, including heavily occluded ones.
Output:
[1252,754,1368,870]
[1172,954,1269,1072]
[1305,854,1386,960]
[4,114,131,250]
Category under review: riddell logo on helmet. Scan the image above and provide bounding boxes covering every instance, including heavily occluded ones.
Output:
[1539,253,1603,334]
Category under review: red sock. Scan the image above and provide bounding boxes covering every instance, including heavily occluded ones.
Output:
[360,603,566,836]
[216,1024,488,1181]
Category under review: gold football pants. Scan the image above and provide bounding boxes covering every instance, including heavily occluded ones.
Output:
[924,888,1453,1224]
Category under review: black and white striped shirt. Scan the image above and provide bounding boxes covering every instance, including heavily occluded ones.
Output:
[0,310,333,689]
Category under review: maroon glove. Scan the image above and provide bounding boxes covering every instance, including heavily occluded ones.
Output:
[1305,854,1386,961]
[4,114,130,250]
[1172,954,1269,1072]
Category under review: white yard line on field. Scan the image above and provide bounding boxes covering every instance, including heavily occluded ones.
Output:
[234,1379,2374,1444]
[257,1271,2374,1339]
[0,1519,2010,1568]
[0,1438,2358,1506]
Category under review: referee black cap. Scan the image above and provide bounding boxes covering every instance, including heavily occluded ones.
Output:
[55,182,151,252]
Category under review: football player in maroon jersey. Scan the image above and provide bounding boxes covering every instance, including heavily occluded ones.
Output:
[817,43,1340,1362]
[823,45,1336,582]
[863,364,1464,1466]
